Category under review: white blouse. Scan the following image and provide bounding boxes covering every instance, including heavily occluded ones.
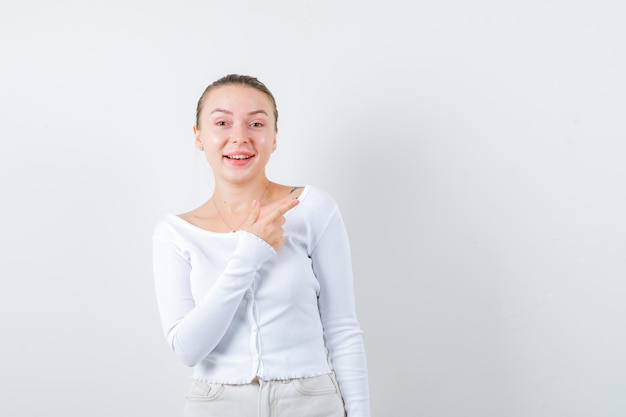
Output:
[152,186,370,417]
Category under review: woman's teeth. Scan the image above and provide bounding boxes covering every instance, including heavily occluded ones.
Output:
[226,155,251,160]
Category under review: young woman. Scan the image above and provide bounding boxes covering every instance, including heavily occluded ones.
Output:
[153,74,370,417]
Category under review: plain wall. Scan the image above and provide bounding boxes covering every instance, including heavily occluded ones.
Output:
[1,1,625,416]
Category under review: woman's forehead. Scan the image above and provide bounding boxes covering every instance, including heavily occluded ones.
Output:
[204,84,272,107]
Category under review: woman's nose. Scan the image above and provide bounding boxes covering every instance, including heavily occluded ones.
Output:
[231,123,248,143]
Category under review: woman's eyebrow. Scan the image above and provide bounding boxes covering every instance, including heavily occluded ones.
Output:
[210,108,232,115]
[209,109,268,116]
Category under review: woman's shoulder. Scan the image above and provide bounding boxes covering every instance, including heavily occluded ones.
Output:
[289,185,340,219]
[301,185,338,205]
[152,214,185,240]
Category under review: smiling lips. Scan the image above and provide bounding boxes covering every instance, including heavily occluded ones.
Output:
[224,153,254,166]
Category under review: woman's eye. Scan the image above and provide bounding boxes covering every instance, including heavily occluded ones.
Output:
[251,122,263,128]
[216,121,227,126]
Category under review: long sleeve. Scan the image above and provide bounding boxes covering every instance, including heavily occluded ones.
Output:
[311,207,371,417]
[151,186,370,397]
[153,228,275,367]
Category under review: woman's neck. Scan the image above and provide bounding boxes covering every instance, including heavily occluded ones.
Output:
[212,178,272,214]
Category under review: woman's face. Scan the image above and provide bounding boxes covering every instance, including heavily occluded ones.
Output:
[194,84,277,185]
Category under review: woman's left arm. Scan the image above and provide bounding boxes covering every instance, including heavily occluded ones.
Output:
[311,206,371,417]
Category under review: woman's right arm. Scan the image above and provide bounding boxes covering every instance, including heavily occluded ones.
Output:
[152,197,298,367]
[153,230,274,367]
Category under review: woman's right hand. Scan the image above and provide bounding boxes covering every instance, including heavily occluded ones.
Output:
[241,196,299,251]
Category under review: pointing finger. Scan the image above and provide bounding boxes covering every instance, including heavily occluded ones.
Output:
[260,197,298,221]
[272,198,299,220]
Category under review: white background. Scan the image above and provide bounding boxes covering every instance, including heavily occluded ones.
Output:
[1,1,625,416]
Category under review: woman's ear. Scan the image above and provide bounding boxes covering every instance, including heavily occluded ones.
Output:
[193,126,203,149]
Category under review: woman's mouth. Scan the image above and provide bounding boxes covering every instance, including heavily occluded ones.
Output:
[224,153,254,166]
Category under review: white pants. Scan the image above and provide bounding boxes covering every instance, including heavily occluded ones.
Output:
[184,373,346,417]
